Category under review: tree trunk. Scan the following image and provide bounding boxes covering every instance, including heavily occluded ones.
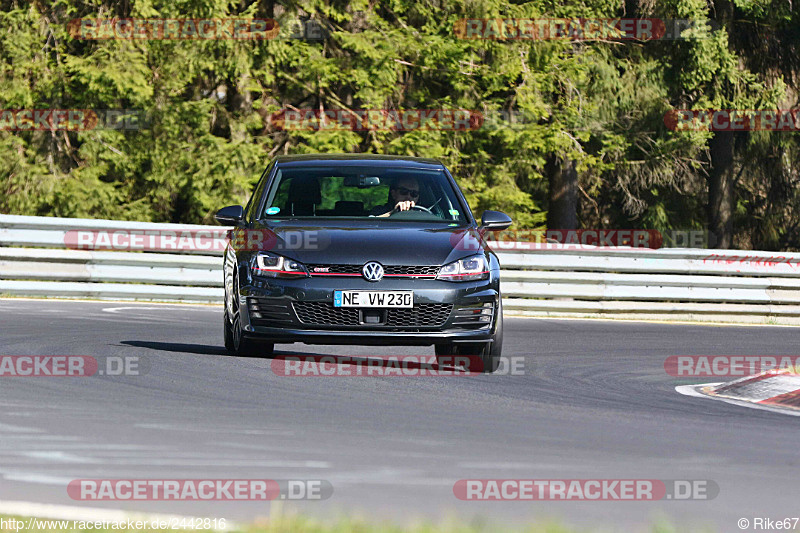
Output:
[546,155,578,230]
[707,131,735,249]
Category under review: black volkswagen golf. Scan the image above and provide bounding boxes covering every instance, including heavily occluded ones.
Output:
[215,154,512,372]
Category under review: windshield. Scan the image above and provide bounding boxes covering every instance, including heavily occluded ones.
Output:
[260,165,469,223]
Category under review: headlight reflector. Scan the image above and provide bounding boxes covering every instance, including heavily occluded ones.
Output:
[251,252,309,278]
[437,254,489,281]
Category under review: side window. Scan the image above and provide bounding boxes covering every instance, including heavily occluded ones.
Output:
[245,163,273,223]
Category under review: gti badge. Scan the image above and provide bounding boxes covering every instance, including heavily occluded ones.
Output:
[362,262,384,282]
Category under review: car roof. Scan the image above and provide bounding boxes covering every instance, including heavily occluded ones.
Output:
[274,154,444,169]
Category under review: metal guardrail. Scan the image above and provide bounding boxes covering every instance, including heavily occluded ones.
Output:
[2,214,800,324]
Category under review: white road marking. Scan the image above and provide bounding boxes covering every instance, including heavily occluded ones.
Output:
[91,459,330,468]
[5,309,69,314]
[0,436,80,444]
[330,477,453,487]
[102,306,213,314]
[3,454,330,469]
[319,468,452,487]
[134,423,285,434]
[457,461,579,470]
[1,473,75,485]
[21,451,100,464]
[0,423,44,434]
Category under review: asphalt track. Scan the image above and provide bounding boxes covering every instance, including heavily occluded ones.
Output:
[1,298,798,531]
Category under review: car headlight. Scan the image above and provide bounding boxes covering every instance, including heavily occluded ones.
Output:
[436,254,489,281]
[251,252,309,279]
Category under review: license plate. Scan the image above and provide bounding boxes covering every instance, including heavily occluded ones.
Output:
[333,290,413,308]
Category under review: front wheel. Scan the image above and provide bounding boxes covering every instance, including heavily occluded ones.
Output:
[225,273,275,357]
[434,343,458,357]
[457,302,503,373]
[224,309,235,352]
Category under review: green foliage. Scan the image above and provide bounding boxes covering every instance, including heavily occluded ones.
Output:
[0,0,797,249]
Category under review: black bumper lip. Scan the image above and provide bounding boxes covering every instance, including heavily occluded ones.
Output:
[242,325,493,346]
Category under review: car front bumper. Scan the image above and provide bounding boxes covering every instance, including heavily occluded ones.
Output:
[237,274,500,346]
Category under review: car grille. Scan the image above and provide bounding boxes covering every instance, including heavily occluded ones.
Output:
[306,264,439,277]
[247,298,294,327]
[385,265,439,276]
[385,304,454,327]
[293,302,453,327]
[293,302,360,325]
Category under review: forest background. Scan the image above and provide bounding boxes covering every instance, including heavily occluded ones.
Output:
[1,0,798,250]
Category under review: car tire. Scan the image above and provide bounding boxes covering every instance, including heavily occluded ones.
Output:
[224,309,235,352]
[456,301,503,373]
[483,301,504,373]
[434,343,461,371]
[225,272,275,358]
[434,343,458,357]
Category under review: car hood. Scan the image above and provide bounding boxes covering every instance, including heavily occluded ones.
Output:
[249,221,485,266]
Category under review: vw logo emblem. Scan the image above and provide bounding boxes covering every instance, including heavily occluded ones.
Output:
[362,262,384,282]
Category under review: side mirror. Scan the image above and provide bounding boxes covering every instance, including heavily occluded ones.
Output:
[215,205,245,226]
[480,210,512,231]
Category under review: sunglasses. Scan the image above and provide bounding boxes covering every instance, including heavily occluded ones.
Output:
[394,186,420,198]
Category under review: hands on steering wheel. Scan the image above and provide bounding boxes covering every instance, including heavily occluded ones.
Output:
[391,201,434,215]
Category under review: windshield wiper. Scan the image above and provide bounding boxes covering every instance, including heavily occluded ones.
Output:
[427,197,443,211]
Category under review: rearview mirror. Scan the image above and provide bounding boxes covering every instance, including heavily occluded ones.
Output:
[215,205,244,226]
[344,176,381,188]
[480,210,512,231]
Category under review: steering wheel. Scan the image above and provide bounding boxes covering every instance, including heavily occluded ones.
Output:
[409,205,433,214]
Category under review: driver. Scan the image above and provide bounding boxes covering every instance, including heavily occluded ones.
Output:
[369,177,420,217]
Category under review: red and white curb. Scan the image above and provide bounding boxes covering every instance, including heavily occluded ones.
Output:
[676,369,800,416]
